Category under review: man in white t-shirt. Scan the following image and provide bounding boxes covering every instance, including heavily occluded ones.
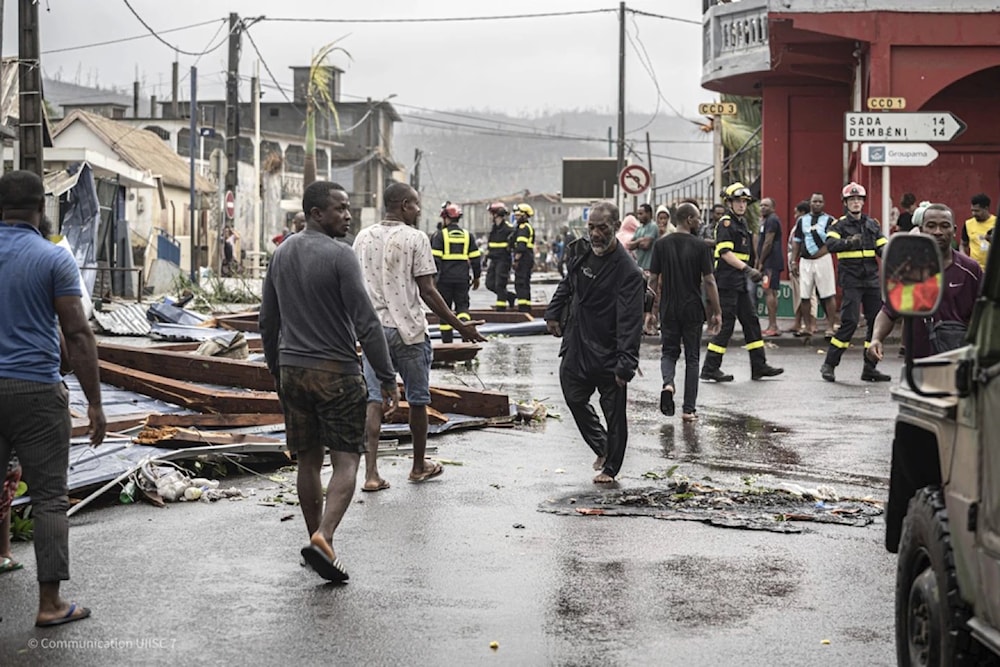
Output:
[354,183,486,492]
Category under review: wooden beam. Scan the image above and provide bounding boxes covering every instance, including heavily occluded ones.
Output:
[71,413,152,438]
[384,401,448,425]
[145,413,285,428]
[149,340,478,363]
[428,384,509,418]
[99,342,275,391]
[134,425,282,447]
[98,361,282,414]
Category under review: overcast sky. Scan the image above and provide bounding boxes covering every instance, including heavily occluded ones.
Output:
[11,0,706,119]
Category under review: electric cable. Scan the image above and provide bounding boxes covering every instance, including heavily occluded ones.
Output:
[42,18,225,55]
[262,9,614,24]
[121,1,230,57]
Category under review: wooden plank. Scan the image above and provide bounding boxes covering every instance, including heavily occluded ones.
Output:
[144,413,285,428]
[428,384,509,418]
[98,361,282,414]
[134,425,282,447]
[146,340,478,365]
[98,342,275,391]
[71,413,152,438]
[384,401,448,425]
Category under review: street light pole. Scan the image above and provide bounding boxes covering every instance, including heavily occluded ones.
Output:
[616,1,626,211]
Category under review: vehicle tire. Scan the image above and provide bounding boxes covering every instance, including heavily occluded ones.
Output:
[895,486,983,667]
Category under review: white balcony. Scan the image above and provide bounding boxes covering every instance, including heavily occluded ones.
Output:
[703,0,771,86]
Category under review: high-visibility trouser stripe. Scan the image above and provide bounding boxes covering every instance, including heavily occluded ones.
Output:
[876,237,887,247]
[488,242,508,248]
[827,231,842,239]
[440,323,453,331]
[441,253,470,260]
[744,340,765,351]
[495,301,509,307]
[831,337,851,349]
[468,250,481,258]
[516,236,531,243]
[516,299,532,305]
[707,343,726,354]
[836,249,877,259]
[457,312,471,321]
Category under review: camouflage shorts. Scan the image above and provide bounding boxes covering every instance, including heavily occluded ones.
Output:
[278,367,366,454]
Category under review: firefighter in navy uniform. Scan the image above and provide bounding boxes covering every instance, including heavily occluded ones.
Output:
[700,182,784,382]
[820,182,890,382]
[432,202,482,344]
[484,202,516,310]
[511,204,536,312]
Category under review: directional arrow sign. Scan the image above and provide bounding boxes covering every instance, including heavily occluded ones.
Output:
[860,143,939,167]
[845,112,966,142]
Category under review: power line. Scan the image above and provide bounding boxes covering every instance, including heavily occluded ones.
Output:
[242,25,303,115]
[262,9,614,24]
[121,1,230,57]
[42,18,225,55]
[627,8,701,26]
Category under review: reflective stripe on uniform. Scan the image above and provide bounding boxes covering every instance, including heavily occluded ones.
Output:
[714,241,735,258]
[516,298,532,306]
[488,242,508,248]
[875,237,887,247]
[440,323,453,331]
[836,249,877,259]
[457,312,471,321]
[863,341,871,348]
[831,337,851,349]
[827,231,842,239]
[516,236,531,244]
[707,343,726,354]
[732,252,750,261]
[441,230,471,260]
[494,300,509,307]
[744,340,764,351]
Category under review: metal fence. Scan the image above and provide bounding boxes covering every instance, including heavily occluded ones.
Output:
[652,134,761,211]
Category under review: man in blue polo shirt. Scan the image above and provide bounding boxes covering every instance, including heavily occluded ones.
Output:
[0,170,105,627]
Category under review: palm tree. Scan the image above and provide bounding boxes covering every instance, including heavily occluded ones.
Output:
[719,94,761,188]
[303,41,350,188]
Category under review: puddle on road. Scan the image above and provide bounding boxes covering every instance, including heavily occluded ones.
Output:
[546,553,802,635]
[659,411,801,467]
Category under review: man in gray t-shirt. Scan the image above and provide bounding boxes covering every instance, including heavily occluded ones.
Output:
[260,181,399,583]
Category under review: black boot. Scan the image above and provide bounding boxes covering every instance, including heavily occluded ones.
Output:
[701,351,733,382]
[820,363,836,382]
[751,364,784,380]
[861,365,891,382]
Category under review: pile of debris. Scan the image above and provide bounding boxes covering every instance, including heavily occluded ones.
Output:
[539,478,883,534]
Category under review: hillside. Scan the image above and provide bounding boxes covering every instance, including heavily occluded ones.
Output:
[394,109,712,206]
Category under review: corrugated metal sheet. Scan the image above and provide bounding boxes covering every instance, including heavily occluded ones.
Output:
[92,303,151,336]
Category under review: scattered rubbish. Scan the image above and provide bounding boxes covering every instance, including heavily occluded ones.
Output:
[512,523,525,529]
[553,468,565,474]
[437,459,464,466]
[489,641,499,650]
[821,639,831,645]
[280,514,295,522]
[541,482,883,533]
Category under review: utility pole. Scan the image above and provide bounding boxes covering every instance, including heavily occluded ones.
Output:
[189,66,198,284]
[713,115,723,201]
[410,148,422,192]
[18,0,43,176]
[645,131,653,202]
[252,63,261,267]
[171,60,179,119]
[616,1,626,209]
[225,13,241,221]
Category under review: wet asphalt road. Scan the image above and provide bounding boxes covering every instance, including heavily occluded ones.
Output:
[0,287,904,666]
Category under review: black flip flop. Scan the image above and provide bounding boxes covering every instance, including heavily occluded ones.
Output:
[659,387,675,416]
[35,602,92,627]
[300,545,349,583]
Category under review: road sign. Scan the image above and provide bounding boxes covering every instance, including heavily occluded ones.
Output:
[861,143,939,167]
[698,102,738,116]
[844,112,966,142]
[619,164,651,196]
[224,191,235,220]
[866,97,906,110]
[198,127,216,138]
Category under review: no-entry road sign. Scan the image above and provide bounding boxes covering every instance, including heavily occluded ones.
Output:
[844,112,966,142]
[224,191,235,220]
[861,143,939,167]
[619,164,651,196]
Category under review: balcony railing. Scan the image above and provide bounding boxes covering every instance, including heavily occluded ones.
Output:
[703,0,771,84]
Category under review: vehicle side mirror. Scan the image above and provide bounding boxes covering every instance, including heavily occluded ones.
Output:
[881,234,944,317]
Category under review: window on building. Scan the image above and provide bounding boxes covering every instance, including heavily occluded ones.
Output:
[269,108,279,118]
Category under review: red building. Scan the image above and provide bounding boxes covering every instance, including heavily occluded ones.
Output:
[702,0,1000,232]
